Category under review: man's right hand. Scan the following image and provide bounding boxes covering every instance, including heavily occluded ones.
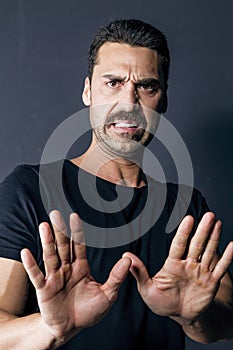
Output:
[21,210,131,342]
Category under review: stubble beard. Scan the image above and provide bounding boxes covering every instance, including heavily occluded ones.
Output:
[90,107,160,159]
[92,124,154,161]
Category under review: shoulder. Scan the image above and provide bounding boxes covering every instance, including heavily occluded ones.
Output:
[0,164,41,203]
[147,176,205,203]
[1,159,71,188]
[147,178,209,231]
[1,163,39,185]
[165,182,208,214]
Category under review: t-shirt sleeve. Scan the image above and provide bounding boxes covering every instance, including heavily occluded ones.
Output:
[0,165,46,263]
[190,186,210,219]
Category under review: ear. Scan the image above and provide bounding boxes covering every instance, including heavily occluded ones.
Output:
[82,77,91,106]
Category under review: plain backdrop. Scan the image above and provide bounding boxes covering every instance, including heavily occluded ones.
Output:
[0,1,232,349]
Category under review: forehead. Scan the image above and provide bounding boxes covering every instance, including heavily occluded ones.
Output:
[94,42,159,77]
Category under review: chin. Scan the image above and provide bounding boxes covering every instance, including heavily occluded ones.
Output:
[94,128,153,159]
[102,139,145,161]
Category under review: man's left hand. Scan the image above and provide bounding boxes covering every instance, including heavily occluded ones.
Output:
[123,212,233,322]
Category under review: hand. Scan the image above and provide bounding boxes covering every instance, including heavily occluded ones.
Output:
[123,212,233,322]
[21,211,131,339]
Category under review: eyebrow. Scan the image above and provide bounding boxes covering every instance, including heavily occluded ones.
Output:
[101,74,160,85]
[136,78,161,86]
[101,74,125,81]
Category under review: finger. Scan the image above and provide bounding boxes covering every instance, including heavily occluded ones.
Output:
[49,210,70,265]
[168,216,194,259]
[201,220,221,269]
[188,212,216,260]
[21,248,45,290]
[212,242,233,280]
[39,222,59,274]
[70,212,87,260]
[102,256,131,302]
[122,252,150,286]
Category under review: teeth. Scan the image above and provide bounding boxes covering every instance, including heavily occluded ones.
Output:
[114,122,138,128]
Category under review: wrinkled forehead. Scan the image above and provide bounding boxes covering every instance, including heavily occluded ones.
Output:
[94,42,160,77]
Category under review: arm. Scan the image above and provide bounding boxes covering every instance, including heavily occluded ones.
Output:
[0,309,59,349]
[0,259,57,349]
[0,211,131,349]
[124,212,233,343]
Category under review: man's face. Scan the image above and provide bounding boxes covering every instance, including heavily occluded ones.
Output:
[82,42,163,156]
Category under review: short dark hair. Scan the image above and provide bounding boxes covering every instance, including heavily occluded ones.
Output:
[88,19,170,93]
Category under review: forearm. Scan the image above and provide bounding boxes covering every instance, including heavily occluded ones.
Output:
[0,310,80,349]
[182,274,233,343]
[172,300,233,343]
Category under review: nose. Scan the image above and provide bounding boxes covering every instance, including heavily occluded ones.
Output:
[118,82,138,108]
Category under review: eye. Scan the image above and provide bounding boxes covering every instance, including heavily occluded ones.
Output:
[137,82,160,93]
[106,80,121,88]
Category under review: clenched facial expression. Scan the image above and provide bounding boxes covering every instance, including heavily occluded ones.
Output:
[82,43,163,156]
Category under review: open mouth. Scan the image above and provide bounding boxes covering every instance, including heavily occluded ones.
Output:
[104,110,147,141]
[113,121,140,129]
[107,119,146,133]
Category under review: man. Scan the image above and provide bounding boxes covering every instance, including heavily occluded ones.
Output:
[0,19,232,349]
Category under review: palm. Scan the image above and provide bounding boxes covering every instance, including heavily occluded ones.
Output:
[124,213,232,322]
[21,211,131,338]
[37,259,111,331]
[144,256,218,319]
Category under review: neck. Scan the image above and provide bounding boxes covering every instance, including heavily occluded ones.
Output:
[70,140,146,188]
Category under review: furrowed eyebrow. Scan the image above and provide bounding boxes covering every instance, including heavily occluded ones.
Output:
[101,75,160,86]
[136,78,161,86]
[101,74,125,81]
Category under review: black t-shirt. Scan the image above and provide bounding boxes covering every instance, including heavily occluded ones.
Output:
[0,160,209,349]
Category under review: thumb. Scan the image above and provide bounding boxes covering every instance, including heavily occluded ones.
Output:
[122,252,150,287]
[102,257,132,302]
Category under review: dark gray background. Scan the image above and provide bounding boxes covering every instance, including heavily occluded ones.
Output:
[0,0,232,348]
